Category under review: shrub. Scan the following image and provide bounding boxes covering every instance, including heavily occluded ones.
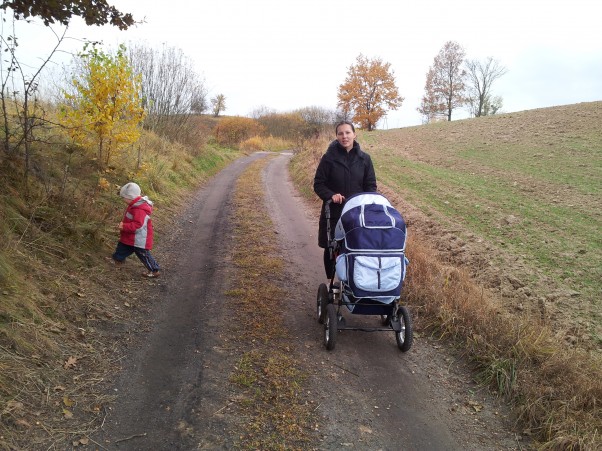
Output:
[239,135,293,152]
[213,117,264,147]
[239,136,263,152]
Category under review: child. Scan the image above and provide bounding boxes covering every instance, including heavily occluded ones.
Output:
[109,182,161,278]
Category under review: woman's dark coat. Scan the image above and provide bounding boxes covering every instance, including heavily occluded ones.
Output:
[313,139,377,248]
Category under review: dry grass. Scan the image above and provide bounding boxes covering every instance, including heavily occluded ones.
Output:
[224,157,316,449]
[404,238,601,449]
[240,135,293,152]
[0,125,241,448]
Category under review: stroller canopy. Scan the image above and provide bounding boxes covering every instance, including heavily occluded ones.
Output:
[334,192,406,252]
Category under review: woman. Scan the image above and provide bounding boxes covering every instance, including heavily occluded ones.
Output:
[313,120,377,280]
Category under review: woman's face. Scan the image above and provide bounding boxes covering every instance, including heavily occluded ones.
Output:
[336,124,356,151]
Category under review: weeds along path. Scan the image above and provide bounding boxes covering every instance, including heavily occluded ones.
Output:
[90,152,519,450]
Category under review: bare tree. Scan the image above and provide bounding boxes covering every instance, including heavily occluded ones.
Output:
[417,67,446,124]
[295,106,335,136]
[465,57,507,117]
[249,105,275,120]
[420,41,467,122]
[0,13,66,185]
[211,94,226,117]
[127,43,208,141]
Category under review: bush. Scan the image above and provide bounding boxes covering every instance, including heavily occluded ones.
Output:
[213,117,264,148]
[239,136,263,152]
[239,135,293,152]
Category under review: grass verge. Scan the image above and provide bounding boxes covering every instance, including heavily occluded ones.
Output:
[403,238,601,449]
[224,157,316,449]
[0,132,242,448]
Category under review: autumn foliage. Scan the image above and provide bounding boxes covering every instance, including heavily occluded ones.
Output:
[337,54,403,131]
[213,117,264,147]
[59,44,145,169]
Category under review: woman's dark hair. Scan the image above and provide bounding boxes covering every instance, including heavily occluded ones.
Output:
[335,120,355,134]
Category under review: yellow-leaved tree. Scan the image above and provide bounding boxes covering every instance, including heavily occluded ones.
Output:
[337,54,403,131]
[59,44,145,169]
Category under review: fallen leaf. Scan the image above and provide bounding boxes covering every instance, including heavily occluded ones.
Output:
[63,409,73,419]
[468,400,483,412]
[15,418,31,429]
[358,425,373,434]
[63,396,74,407]
[54,385,66,391]
[64,356,77,369]
[5,400,24,412]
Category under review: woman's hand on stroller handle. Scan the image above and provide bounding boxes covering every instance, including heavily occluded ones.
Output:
[331,193,345,204]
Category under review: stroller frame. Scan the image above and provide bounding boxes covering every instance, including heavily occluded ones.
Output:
[316,197,413,352]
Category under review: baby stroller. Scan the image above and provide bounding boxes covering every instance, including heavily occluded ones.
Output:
[316,192,413,352]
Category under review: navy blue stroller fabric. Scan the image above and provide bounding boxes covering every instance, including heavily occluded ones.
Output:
[334,193,408,307]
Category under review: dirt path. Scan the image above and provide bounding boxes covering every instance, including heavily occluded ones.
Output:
[91,152,521,450]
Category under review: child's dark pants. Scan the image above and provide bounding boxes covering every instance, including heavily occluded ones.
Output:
[112,242,160,272]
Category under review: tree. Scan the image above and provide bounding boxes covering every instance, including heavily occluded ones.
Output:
[419,41,467,122]
[465,57,507,117]
[337,54,403,131]
[484,95,503,115]
[211,94,226,117]
[127,43,208,139]
[0,12,66,187]
[417,67,446,124]
[0,0,134,29]
[59,44,145,169]
[295,106,335,137]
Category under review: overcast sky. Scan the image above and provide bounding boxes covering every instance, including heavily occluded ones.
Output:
[11,0,602,128]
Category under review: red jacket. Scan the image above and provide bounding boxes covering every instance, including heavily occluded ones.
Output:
[119,196,154,249]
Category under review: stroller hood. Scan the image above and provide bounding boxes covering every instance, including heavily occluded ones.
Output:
[334,192,406,252]
[334,192,408,304]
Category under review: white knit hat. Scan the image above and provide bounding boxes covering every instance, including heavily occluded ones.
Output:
[119,182,141,200]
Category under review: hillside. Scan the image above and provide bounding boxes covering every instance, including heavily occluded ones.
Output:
[363,101,601,351]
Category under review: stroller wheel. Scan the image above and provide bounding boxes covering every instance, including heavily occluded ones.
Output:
[395,306,413,352]
[317,283,329,324]
[324,303,337,350]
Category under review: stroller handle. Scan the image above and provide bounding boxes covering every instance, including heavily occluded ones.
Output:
[324,199,344,261]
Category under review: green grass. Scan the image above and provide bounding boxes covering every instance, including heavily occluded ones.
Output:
[373,138,601,308]
[357,103,602,349]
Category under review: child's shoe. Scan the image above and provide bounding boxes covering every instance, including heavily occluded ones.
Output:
[142,271,160,278]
